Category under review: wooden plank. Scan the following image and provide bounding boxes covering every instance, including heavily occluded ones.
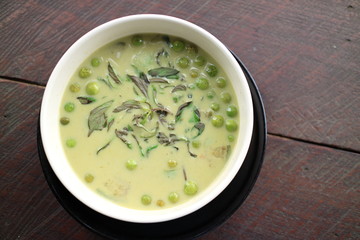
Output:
[0,80,358,239]
[0,0,359,151]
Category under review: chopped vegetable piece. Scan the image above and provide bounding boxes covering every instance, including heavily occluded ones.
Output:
[168,192,179,203]
[126,159,137,170]
[226,105,238,117]
[211,115,224,127]
[210,103,220,111]
[220,92,232,103]
[84,174,94,183]
[194,55,206,67]
[91,58,101,67]
[167,159,177,168]
[195,77,209,90]
[86,82,100,95]
[141,195,152,205]
[79,67,92,78]
[60,117,70,125]
[66,138,76,148]
[171,40,185,52]
[156,200,165,207]
[69,83,80,92]
[205,64,218,77]
[131,35,144,46]
[216,77,226,88]
[64,102,75,112]
[184,181,198,195]
[225,119,238,132]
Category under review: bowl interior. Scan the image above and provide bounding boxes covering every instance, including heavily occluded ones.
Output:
[40,14,253,223]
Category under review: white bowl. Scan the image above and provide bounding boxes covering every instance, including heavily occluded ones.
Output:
[40,14,253,223]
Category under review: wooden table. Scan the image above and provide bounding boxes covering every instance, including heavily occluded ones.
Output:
[1,1,359,239]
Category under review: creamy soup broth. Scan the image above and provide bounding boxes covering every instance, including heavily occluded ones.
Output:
[59,34,240,210]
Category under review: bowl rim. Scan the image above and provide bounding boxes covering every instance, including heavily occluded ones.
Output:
[40,14,253,223]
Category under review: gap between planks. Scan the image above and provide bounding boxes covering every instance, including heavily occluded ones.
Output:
[2,76,359,155]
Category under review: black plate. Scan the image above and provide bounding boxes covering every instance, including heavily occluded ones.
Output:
[37,54,266,240]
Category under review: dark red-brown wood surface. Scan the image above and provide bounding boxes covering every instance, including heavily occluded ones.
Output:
[0,0,359,239]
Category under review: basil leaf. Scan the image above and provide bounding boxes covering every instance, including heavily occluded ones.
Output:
[148,67,179,77]
[171,84,187,93]
[113,100,141,113]
[88,100,114,137]
[128,74,149,98]
[108,63,121,84]
[77,96,96,104]
[175,101,192,122]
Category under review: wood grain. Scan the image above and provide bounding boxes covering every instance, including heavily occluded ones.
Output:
[1,0,360,239]
[0,80,359,239]
[0,0,359,151]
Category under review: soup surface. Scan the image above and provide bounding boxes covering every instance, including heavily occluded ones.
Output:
[60,34,240,210]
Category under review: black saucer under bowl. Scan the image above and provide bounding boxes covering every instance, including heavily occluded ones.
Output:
[37,54,266,240]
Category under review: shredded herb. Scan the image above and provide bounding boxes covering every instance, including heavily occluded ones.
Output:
[113,100,141,113]
[97,77,114,89]
[96,141,111,155]
[132,134,144,157]
[77,96,96,104]
[108,63,121,84]
[149,78,170,84]
[107,118,114,131]
[191,122,205,139]
[146,145,158,156]
[171,84,187,93]
[115,129,132,149]
[186,141,197,158]
[175,101,192,122]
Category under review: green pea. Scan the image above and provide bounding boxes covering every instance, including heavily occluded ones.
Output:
[66,138,76,148]
[220,92,232,103]
[79,67,92,78]
[64,102,75,112]
[184,181,198,195]
[205,64,218,77]
[141,194,152,205]
[177,57,190,68]
[228,135,235,142]
[84,173,94,183]
[171,40,185,52]
[69,83,80,92]
[168,159,177,168]
[126,159,137,170]
[194,55,206,67]
[168,192,179,203]
[225,119,238,132]
[91,57,101,67]
[131,35,143,46]
[190,69,199,78]
[60,117,70,125]
[216,77,226,88]
[192,140,201,148]
[210,103,220,112]
[86,82,100,95]
[196,77,209,90]
[206,90,216,99]
[211,115,224,127]
[226,105,238,117]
